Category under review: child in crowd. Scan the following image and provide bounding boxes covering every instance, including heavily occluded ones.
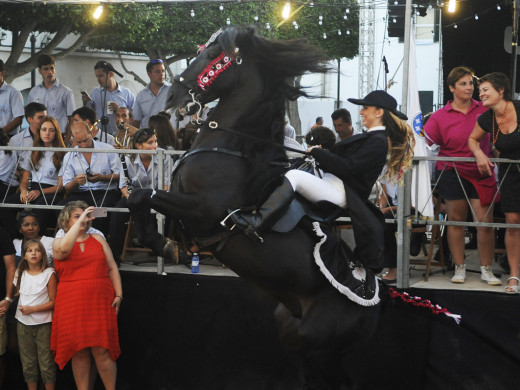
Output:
[13,239,57,390]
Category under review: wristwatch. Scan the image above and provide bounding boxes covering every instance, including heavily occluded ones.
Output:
[4,297,13,303]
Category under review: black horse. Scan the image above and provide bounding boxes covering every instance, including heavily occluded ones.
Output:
[128,26,381,388]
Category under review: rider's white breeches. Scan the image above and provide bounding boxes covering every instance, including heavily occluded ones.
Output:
[285,169,347,208]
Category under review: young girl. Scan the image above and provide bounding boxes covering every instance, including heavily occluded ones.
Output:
[13,239,57,390]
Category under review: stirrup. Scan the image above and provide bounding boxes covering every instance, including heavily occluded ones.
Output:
[220,208,242,228]
[220,209,264,243]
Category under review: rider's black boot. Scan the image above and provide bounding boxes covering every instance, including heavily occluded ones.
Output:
[230,177,294,233]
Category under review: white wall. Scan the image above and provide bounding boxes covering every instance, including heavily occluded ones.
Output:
[0,46,184,108]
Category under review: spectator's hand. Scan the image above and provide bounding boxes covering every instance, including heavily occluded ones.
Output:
[81,207,96,225]
[111,296,122,315]
[475,153,494,176]
[306,145,321,154]
[18,305,34,316]
[81,93,92,106]
[24,190,41,203]
[74,174,88,186]
[20,190,28,204]
[0,300,10,316]
[108,102,119,113]
[87,172,104,183]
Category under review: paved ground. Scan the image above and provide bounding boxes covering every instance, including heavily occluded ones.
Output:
[119,236,511,295]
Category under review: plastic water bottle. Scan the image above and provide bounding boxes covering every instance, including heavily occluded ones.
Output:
[191,253,200,274]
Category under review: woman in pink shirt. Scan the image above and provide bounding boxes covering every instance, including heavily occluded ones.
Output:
[424,66,500,285]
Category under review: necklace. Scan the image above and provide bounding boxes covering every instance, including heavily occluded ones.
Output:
[492,101,508,144]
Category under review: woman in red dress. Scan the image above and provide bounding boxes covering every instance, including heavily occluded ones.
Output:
[51,201,122,390]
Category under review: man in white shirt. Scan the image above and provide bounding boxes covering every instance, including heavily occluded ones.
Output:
[60,121,127,208]
[71,106,115,147]
[8,102,47,169]
[132,59,171,128]
[28,55,75,143]
[0,60,24,137]
[83,61,135,136]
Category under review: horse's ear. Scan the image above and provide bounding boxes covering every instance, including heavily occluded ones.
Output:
[234,26,257,54]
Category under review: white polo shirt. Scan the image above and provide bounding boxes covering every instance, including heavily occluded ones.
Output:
[0,82,24,136]
[61,140,126,191]
[28,79,76,135]
[133,82,172,128]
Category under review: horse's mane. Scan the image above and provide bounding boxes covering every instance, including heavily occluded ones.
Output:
[218,26,331,101]
[211,26,331,204]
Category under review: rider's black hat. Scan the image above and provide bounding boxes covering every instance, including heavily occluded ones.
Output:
[348,90,408,120]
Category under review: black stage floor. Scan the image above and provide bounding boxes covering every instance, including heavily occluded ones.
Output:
[4,271,520,389]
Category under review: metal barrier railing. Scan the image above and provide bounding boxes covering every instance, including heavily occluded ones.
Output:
[1,146,519,284]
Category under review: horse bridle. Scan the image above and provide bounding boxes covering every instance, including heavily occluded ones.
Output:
[173,45,242,122]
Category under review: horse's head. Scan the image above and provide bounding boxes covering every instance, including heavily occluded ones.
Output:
[166,27,242,121]
[166,26,330,124]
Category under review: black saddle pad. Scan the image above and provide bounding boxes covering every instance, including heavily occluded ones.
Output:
[311,222,380,306]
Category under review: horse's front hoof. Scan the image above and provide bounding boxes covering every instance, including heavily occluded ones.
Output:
[127,188,154,210]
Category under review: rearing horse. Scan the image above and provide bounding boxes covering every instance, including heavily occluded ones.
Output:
[128,26,381,387]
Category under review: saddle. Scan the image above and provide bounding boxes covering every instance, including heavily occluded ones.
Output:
[271,196,344,233]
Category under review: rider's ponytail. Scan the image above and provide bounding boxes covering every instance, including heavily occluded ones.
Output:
[382,110,415,182]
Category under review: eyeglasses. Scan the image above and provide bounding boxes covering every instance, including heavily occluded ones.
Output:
[150,59,163,65]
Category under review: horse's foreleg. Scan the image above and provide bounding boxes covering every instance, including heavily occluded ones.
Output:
[127,188,202,260]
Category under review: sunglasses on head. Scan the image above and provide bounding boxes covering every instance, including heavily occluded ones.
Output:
[150,59,163,65]
[136,127,157,142]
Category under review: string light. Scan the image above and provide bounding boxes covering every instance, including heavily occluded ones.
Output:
[394,0,398,5]
[226,17,230,25]
[190,9,195,17]
[323,33,327,39]
[448,0,456,13]
[93,5,103,19]
[474,13,478,20]
[294,23,299,29]
[393,17,397,23]
[282,2,291,19]
[345,8,350,13]
[344,15,348,20]
[254,15,258,21]
[497,4,501,10]
[337,29,341,35]
[346,30,351,35]
[309,1,314,7]
[219,3,223,11]
[454,24,458,28]
[266,22,271,30]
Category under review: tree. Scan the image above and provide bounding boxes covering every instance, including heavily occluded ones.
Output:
[1,0,359,133]
[1,1,359,83]
[0,3,101,83]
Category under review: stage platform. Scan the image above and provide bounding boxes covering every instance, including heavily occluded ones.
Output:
[3,251,519,389]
